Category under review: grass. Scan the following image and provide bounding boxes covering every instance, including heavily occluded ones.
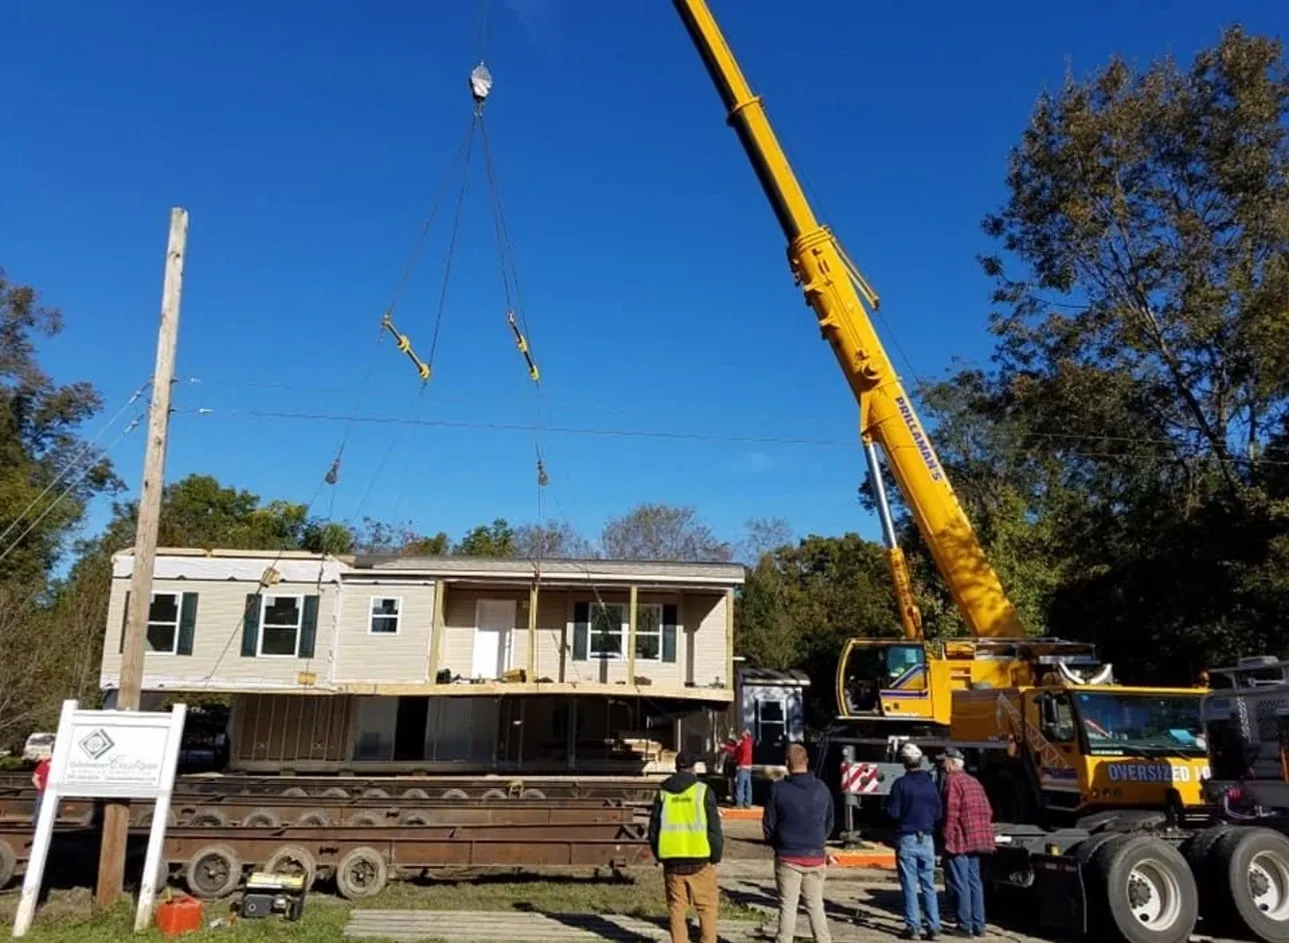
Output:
[0,869,760,942]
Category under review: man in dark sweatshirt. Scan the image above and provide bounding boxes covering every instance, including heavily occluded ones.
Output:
[763,742,834,943]
[648,750,724,943]
[886,742,942,940]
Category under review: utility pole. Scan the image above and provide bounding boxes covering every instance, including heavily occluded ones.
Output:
[96,207,188,907]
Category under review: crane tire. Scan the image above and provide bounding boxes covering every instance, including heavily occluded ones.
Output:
[294,809,333,827]
[1209,827,1289,942]
[1089,834,1197,943]
[242,808,281,828]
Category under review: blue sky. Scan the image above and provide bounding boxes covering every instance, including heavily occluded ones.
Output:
[2,0,1283,555]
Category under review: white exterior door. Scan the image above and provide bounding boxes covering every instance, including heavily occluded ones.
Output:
[473,599,516,680]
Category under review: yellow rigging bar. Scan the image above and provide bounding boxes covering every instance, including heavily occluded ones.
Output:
[380,312,431,382]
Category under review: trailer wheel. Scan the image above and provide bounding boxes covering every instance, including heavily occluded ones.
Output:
[335,846,388,900]
[402,788,430,800]
[480,789,508,802]
[520,789,546,800]
[1211,827,1289,942]
[399,810,431,826]
[185,843,242,899]
[348,812,383,827]
[321,787,349,799]
[188,809,229,828]
[137,808,177,828]
[295,809,333,827]
[242,809,281,828]
[263,844,317,890]
[361,788,390,800]
[0,840,17,889]
[441,788,469,800]
[281,787,309,798]
[1091,834,1198,943]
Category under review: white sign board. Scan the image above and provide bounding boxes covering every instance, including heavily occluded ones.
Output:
[12,699,186,937]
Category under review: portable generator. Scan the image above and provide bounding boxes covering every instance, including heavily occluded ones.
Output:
[237,871,306,921]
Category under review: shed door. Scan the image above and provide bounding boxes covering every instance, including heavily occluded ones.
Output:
[755,698,787,766]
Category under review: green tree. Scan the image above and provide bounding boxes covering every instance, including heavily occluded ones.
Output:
[943,27,1289,680]
[601,503,732,562]
[355,518,450,556]
[736,533,902,724]
[0,269,121,587]
[454,518,517,557]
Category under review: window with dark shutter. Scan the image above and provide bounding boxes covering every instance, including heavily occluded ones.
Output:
[299,595,320,658]
[241,593,262,657]
[572,601,589,661]
[662,604,678,664]
[176,592,199,656]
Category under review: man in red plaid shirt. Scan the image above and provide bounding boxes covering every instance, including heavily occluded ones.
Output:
[940,747,993,937]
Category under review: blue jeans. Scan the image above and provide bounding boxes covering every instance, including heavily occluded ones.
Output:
[945,853,985,934]
[735,768,752,808]
[896,833,940,934]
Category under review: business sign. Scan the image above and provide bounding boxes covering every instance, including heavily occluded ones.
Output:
[13,700,187,937]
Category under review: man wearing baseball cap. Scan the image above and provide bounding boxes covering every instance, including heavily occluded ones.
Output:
[649,749,724,943]
[886,742,942,940]
[940,747,993,937]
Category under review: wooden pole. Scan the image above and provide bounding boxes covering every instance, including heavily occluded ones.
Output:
[97,206,188,907]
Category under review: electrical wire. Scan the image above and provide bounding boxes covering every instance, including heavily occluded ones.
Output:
[0,413,146,565]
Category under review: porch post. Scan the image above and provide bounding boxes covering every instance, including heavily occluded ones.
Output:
[527,582,539,678]
[627,584,639,684]
[428,582,446,683]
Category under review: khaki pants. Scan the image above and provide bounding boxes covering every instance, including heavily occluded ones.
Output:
[663,863,718,943]
[775,860,832,943]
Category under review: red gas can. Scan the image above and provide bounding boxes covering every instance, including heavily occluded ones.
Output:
[155,895,203,936]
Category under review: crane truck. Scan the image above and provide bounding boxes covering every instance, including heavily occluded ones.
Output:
[671,3,1219,942]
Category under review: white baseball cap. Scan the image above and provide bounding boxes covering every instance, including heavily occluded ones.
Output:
[900,742,923,763]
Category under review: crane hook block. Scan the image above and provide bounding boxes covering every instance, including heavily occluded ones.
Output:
[470,62,494,104]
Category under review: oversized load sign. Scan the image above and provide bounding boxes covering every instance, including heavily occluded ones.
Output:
[12,699,187,937]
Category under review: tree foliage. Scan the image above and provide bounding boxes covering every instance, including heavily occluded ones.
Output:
[601,503,733,562]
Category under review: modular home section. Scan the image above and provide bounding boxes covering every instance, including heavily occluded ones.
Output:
[99,549,742,700]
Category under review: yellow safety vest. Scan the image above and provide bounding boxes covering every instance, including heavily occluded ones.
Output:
[657,782,711,860]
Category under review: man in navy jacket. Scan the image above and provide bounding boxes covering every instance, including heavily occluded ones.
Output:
[764,742,834,943]
[886,742,942,940]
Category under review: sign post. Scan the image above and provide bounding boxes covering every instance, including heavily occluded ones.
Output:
[12,699,186,937]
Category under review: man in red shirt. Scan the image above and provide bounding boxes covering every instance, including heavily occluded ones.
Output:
[939,747,993,937]
[725,729,754,808]
[31,753,52,827]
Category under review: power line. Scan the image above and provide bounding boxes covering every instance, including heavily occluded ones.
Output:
[176,405,1289,467]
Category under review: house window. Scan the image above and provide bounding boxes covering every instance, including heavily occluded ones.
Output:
[146,593,180,653]
[590,603,625,659]
[369,597,401,634]
[259,595,303,656]
[635,603,663,661]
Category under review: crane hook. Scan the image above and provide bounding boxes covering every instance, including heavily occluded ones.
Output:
[470,62,493,111]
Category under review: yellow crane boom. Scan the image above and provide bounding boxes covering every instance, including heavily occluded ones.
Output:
[671,0,1024,640]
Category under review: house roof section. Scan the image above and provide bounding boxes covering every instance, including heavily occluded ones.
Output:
[740,667,811,686]
[356,555,744,586]
[111,548,744,587]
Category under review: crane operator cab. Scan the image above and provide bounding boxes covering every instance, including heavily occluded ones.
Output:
[836,638,943,725]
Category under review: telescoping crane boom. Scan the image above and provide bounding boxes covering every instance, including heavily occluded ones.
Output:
[670,0,1023,644]
[668,10,1221,943]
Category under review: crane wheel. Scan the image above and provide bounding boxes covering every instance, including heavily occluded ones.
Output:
[335,846,388,900]
[1206,827,1289,942]
[1088,834,1198,943]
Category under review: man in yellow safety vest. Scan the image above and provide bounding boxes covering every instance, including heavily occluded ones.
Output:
[648,749,724,943]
